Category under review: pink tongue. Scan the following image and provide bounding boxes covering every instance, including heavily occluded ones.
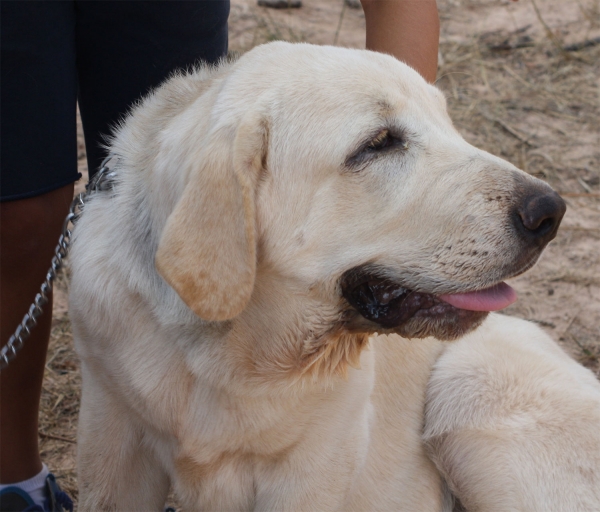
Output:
[438,282,517,312]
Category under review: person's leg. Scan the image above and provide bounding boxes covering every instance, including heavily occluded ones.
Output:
[0,0,78,492]
[1,0,228,500]
[362,0,439,83]
[76,0,230,176]
[0,185,75,484]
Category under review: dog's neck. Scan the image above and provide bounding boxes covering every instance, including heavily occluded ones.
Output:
[173,269,376,471]
[220,269,370,390]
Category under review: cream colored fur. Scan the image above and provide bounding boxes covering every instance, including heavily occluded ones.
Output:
[70,42,600,511]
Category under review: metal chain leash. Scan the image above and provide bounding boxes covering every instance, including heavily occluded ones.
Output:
[0,157,116,371]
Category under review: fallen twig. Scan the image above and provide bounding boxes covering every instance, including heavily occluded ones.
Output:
[529,319,556,328]
[480,110,534,146]
[39,431,76,444]
[333,0,347,46]
[564,36,600,52]
[530,0,569,57]
[566,332,597,360]
[559,192,600,197]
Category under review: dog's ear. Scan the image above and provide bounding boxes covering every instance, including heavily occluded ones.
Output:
[155,113,267,321]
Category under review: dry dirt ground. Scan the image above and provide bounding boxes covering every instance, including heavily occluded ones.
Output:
[39,0,599,505]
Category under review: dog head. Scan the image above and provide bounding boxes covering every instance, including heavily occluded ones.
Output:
[156,42,565,342]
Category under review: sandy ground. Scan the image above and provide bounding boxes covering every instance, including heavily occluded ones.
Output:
[37,0,599,505]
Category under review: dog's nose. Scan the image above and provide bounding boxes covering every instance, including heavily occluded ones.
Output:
[514,190,566,244]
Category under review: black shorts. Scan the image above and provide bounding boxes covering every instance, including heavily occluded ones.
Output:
[1,0,229,202]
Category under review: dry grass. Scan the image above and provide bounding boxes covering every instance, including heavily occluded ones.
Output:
[437,9,599,195]
[36,0,599,506]
[434,0,600,378]
[39,306,79,501]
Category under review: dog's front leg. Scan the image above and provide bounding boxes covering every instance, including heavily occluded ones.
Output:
[423,315,600,512]
[77,363,170,512]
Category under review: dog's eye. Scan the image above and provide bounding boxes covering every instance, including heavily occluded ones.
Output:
[365,130,408,153]
[345,128,410,171]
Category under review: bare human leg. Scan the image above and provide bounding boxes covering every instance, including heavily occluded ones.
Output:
[1,183,74,484]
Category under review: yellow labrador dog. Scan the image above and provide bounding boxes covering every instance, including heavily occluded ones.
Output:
[70,42,600,511]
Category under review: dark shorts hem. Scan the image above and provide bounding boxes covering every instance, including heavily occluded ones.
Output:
[0,173,82,203]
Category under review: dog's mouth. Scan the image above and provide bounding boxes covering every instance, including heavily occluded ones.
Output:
[340,269,516,341]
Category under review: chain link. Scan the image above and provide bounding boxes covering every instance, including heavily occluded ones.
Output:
[0,157,116,371]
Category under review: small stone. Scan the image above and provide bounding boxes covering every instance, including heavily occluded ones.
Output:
[258,0,302,8]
